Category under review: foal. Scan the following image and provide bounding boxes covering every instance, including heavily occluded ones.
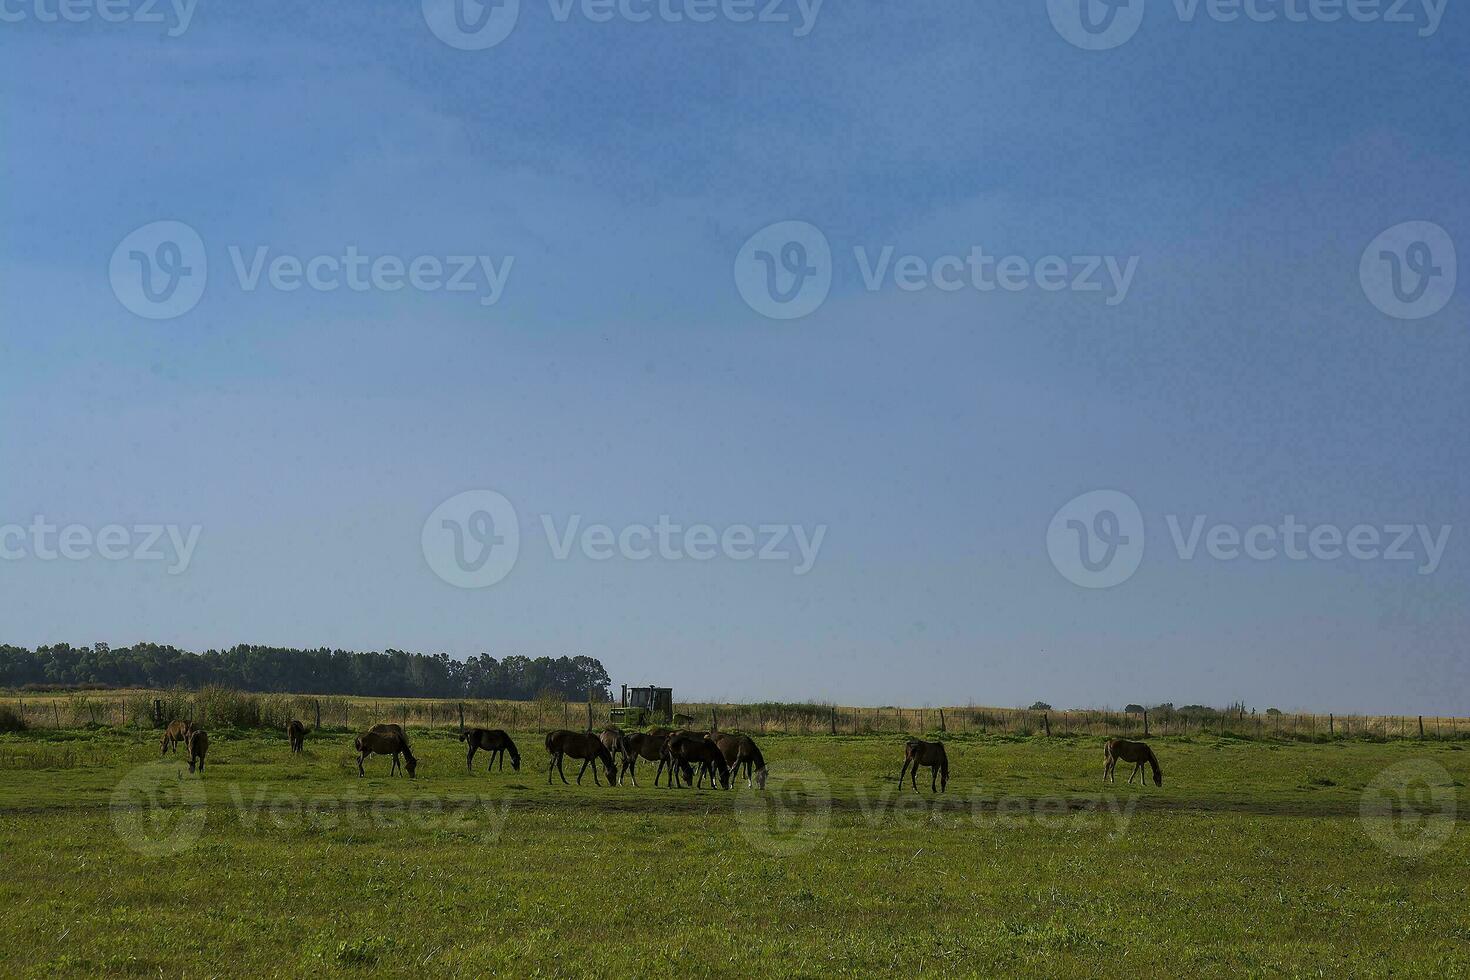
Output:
[460,728,521,773]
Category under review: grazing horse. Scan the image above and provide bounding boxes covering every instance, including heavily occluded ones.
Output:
[667,732,731,789]
[286,719,306,754]
[620,731,678,787]
[1103,738,1162,786]
[355,723,417,778]
[160,720,192,755]
[460,728,520,773]
[709,732,768,789]
[599,726,627,768]
[545,730,617,786]
[187,729,209,774]
[898,739,949,793]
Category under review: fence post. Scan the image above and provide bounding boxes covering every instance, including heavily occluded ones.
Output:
[1329,713,1334,736]
[830,707,837,736]
[459,703,465,733]
[1419,715,1425,739]
[314,699,321,730]
[1043,713,1051,737]
[938,708,946,733]
[586,701,592,732]
[1143,709,1150,737]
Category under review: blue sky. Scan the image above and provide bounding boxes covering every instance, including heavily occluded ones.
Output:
[1,2,1466,711]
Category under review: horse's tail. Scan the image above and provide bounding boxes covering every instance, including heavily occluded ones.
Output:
[1146,746,1162,786]
[544,731,557,753]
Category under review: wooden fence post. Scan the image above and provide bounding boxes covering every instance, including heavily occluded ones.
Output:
[1143,709,1150,737]
[938,708,946,733]
[1419,715,1425,739]
[586,701,593,732]
[830,707,837,735]
[1043,713,1051,737]
[1329,713,1334,736]
[459,703,465,733]
[314,699,321,730]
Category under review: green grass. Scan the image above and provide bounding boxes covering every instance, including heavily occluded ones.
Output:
[2,728,1468,976]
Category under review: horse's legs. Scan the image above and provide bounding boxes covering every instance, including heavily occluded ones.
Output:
[466,745,476,774]
[358,752,367,777]
[577,758,589,784]
[898,758,910,790]
[548,751,556,784]
[558,754,570,785]
[497,749,504,771]
[931,766,938,793]
[591,760,603,786]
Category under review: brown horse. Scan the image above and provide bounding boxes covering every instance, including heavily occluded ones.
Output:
[545,730,617,786]
[599,726,627,768]
[709,732,768,789]
[667,731,730,789]
[286,719,306,754]
[160,720,192,755]
[187,730,209,774]
[1103,738,1162,786]
[899,739,949,793]
[460,728,520,773]
[355,723,417,778]
[620,731,677,787]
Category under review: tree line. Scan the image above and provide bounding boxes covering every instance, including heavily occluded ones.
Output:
[0,643,612,702]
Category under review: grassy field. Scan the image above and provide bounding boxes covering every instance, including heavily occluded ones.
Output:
[2,726,1468,977]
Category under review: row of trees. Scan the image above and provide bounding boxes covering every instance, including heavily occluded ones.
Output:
[0,643,612,701]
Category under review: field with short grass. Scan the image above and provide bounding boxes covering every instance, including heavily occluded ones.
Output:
[2,727,1467,977]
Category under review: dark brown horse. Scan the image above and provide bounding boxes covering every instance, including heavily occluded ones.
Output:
[355,723,417,778]
[545,730,617,786]
[1103,738,1162,786]
[709,732,768,789]
[286,719,306,754]
[620,731,677,787]
[899,739,949,793]
[460,728,520,773]
[667,731,730,789]
[187,729,209,774]
[160,720,192,755]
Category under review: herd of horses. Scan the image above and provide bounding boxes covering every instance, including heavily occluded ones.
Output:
[162,717,1164,790]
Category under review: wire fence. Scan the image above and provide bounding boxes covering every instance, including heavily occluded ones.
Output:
[1,689,1465,741]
